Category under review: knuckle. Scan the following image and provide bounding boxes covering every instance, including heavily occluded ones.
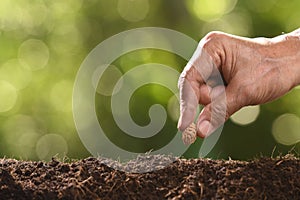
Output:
[205,31,225,40]
[201,31,225,47]
[199,31,227,68]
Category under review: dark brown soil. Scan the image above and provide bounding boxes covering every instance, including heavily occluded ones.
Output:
[0,155,299,200]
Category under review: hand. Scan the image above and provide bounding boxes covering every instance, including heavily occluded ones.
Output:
[177,29,300,138]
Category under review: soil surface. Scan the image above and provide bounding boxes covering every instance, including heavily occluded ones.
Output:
[0,154,299,200]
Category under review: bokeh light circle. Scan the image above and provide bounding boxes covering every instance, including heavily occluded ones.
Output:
[117,0,149,22]
[0,80,18,113]
[186,0,238,22]
[18,39,50,71]
[0,59,32,90]
[272,113,300,146]
[230,105,260,125]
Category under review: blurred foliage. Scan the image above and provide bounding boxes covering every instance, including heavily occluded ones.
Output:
[0,0,300,161]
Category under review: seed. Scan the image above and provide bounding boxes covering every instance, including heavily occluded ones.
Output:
[182,122,197,145]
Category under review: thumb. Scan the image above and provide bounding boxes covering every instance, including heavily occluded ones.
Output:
[196,85,241,138]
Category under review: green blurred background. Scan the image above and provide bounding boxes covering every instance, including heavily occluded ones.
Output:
[0,0,299,161]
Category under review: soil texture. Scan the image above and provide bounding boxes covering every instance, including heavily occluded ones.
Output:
[0,155,299,200]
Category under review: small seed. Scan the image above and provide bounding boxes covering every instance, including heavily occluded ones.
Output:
[182,122,197,145]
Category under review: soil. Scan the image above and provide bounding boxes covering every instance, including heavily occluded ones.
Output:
[0,154,299,200]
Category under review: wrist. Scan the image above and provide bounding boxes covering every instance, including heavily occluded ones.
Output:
[285,30,300,86]
[270,31,300,87]
[284,39,300,88]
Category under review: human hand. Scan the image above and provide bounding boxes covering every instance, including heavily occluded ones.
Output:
[178,29,300,138]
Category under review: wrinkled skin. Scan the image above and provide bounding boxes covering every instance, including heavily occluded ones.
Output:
[178,29,300,138]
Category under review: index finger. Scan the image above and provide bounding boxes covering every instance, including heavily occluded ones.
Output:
[177,44,216,131]
[177,71,199,131]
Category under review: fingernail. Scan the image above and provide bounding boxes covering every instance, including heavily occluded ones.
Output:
[177,115,188,131]
[198,120,211,137]
[177,117,183,131]
[177,122,181,130]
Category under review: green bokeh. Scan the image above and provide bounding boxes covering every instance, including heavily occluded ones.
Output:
[0,0,299,161]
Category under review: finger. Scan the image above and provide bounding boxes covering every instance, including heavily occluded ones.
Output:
[198,84,212,105]
[196,84,241,138]
[181,63,212,105]
[177,44,219,131]
[177,75,199,131]
[177,75,212,131]
[196,86,226,138]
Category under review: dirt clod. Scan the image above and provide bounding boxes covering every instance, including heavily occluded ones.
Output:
[0,155,299,200]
